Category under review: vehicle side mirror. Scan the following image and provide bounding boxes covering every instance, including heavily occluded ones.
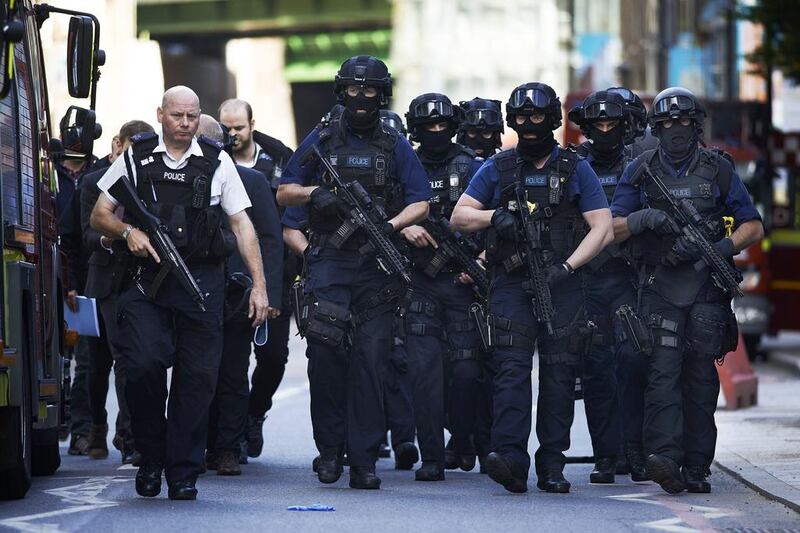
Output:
[66,15,96,99]
[59,106,101,156]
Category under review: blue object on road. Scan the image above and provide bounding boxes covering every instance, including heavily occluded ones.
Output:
[286,504,335,512]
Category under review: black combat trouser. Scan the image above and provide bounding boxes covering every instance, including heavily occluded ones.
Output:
[489,270,586,479]
[384,342,416,448]
[248,305,292,418]
[304,246,400,468]
[208,319,252,452]
[401,271,483,464]
[113,263,224,485]
[95,297,133,451]
[641,281,726,469]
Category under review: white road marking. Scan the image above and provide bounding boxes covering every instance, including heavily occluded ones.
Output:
[636,517,700,533]
[0,476,130,533]
[607,491,740,532]
[605,492,664,506]
[271,382,309,403]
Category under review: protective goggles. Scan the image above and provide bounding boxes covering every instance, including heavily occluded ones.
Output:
[411,100,454,120]
[508,87,552,110]
[653,94,696,116]
[584,101,625,120]
[463,108,502,126]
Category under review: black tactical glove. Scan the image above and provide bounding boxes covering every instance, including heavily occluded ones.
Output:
[309,187,339,216]
[545,262,571,288]
[713,237,735,257]
[491,207,517,240]
[663,235,702,266]
[626,208,680,236]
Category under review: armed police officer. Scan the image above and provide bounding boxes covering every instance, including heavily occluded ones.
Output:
[277,56,431,490]
[611,87,763,494]
[457,98,504,159]
[451,82,613,494]
[568,89,638,483]
[219,98,295,459]
[397,93,484,481]
[91,86,269,500]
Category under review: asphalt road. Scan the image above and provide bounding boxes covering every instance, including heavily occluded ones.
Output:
[1,333,798,533]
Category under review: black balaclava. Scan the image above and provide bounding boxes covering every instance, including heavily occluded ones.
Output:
[344,92,380,133]
[588,123,625,164]
[515,119,557,160]
[418,127,453,158]
[657,121,698,166]
[464,131,500,157]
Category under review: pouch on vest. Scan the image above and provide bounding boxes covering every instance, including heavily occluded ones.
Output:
[224,272,253,326]
[305,300,352,347]
[651,263,708,308]
[686,303,736,360]
[152,203,189,248]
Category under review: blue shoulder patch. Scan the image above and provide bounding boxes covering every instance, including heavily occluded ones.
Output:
[131,131,157,144]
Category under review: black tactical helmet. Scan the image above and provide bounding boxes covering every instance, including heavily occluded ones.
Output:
[379,109,407,137]
[405,92,461,141]
[505,82,562,129]
[568,90,630,134]
[334,55,392,104]
[458,97,504,133]
[607,86,647,141]
[648,86,705,127]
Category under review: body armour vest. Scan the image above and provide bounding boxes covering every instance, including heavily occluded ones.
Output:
[252,148,277,190]
[124,131,224,264]
[576,143,631,271]
[489,147,585,270]
[413,144,478,271]
[632,147,728,266]
[308,117,402,237]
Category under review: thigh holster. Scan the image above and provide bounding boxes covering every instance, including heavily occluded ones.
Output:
[403,295,444,339]
[647,313,680,351]
[487,314,535,352]
[588,314,614,347]
[305,300,352,347]
[685,303,738,361]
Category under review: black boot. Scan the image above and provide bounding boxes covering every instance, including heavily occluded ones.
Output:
[589,456,616,484]
[645,454,685,494]
[168,480,198,501]
[135,462,163,497]
[682,465,711,493]
[349,466,381,489]
[394,442,419,470]
[536,470,571,494]
[625,445,649,482]
[444,437,458,470]
[246,415,265,458]
[317,449,343,484]
[484,452,528,493]
[415,462,445,481]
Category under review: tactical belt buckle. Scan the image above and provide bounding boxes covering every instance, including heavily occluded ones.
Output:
[543,206,553,218]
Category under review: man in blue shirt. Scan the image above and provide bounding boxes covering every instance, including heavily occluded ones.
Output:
[610,87,763,495]
[393,93,485,482]
[451,82,613,494]
[276,56,431,490]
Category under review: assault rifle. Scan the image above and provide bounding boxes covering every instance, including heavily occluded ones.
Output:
[108,174,207,311]
[515,185,556,335]
[423,214,489,299]
[636,164,743,297]
[310,145,412,284]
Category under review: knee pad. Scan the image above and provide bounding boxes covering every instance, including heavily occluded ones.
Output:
[305,299,352,347]
[686,303,737,360]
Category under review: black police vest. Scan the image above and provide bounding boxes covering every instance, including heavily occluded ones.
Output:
[252,148,277,190]
[308,117,401,236]
[633,148,728,265]
[490,147,584,269]
[411,144,478,272]
[419,145,477,219]
[124,131,223,264]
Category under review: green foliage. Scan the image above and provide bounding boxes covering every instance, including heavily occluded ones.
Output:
[739,0,800,83]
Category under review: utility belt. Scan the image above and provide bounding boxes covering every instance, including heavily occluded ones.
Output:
[309,231,366,251]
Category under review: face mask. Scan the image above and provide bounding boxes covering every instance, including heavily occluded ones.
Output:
[657,121,697,162]
[514,120,556,160]
[418,128,453,157]
[589,125,624,155]
[344,93,380,132]
[464,132,499,157]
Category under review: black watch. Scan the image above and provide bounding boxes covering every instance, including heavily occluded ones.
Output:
[562,261,575,275]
